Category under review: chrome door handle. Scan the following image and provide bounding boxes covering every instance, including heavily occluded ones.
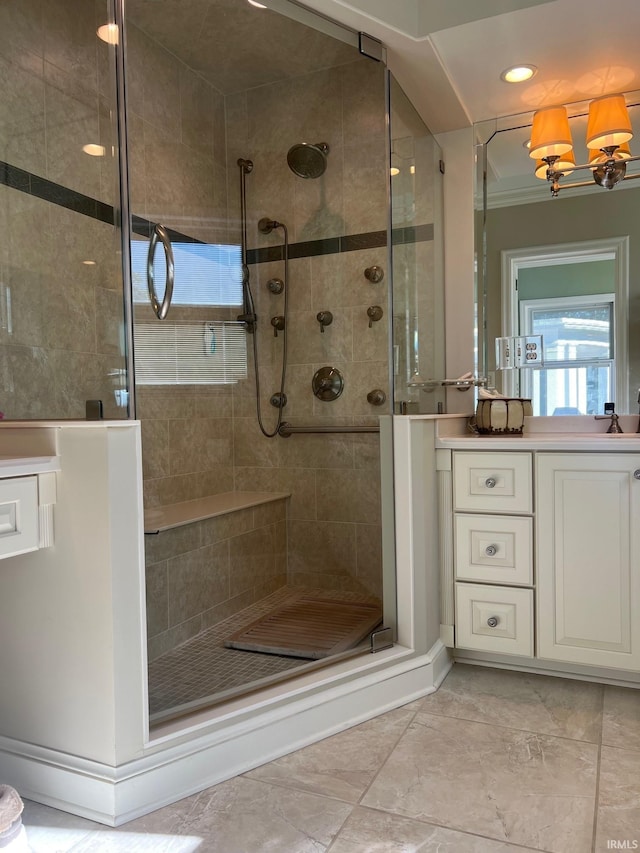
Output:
[485,477,496,488]
[147,223,175,320]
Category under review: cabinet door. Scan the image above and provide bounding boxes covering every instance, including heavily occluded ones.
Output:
[537,453,640,670]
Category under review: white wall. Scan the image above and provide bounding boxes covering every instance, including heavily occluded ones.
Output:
[0,424,147,766]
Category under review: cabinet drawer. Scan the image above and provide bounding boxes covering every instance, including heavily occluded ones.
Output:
[456,582,533,656]
[455,514,533,585]
[453,451,532,513]
[0,476,39,559]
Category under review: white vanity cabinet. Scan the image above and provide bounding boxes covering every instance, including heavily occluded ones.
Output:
[536,452,640,671]
[440,441,640,679]
[452,451,534,657]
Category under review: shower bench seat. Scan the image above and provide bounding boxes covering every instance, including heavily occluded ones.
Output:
[144,491,290,534]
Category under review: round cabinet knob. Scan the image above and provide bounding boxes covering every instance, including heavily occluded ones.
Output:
[487,616,499,628]
[485,477,496,488]
[634,469,640,480]
[485,544,497,557]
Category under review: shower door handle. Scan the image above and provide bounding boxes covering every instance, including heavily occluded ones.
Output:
[147,223,175,320]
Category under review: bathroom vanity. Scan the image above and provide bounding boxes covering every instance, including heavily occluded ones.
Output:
[436,416,640,684]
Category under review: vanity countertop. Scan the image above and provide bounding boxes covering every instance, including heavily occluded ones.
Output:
[0,455,61,477]
[435,433,640,451]
[435,413,640,451]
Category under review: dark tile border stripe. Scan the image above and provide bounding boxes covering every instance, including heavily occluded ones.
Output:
[2,160,434,259]
[1,161,115,224]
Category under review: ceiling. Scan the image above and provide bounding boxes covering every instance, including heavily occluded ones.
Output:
[301,0,640,198]
[302,0,640,130]
[127,0,640,200]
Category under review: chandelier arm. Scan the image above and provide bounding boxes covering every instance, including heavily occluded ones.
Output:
[552,172,640,194]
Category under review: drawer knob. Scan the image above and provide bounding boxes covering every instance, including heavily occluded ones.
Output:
[485,544,498,557]
[634,469,640,480]
[485,477,497,488]
[487,616,499,628]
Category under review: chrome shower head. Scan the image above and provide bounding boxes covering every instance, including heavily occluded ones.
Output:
[258,217,282,234]
[287,142,329,179]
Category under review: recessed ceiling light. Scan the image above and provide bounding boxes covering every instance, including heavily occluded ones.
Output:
[500,64,537,84]
[247,0,267,7]
[83,143,106,157]
[97,23,119,44]
[82,260,97,266]
[523,139,531,149]
[409,165,416,174]
[390,167,400,176]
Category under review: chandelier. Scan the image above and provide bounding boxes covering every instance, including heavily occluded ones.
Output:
[529,94,640,196]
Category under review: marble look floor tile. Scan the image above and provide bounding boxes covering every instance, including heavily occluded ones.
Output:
[602,685,640,752]
[361,712,597,853]
[595,745,640,852]
[167,776,352,852]
[418,664,603,742]
[329,806,541,852]
[22,799,201,853]
[246,706,416,802]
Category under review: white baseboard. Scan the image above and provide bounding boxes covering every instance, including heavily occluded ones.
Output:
[0,641,451,826]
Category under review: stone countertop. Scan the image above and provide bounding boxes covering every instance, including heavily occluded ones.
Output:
[435,433,640,451]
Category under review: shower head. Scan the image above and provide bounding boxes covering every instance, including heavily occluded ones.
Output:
[287,142,330,179]
[258,217,283,234]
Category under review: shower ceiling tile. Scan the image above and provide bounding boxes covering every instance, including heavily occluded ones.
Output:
[127,0,360,95]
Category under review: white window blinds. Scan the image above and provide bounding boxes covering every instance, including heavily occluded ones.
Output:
[134,321,247,385]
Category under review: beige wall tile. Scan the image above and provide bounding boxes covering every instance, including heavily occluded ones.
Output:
[288,520,356,578]
[168,541,230,626]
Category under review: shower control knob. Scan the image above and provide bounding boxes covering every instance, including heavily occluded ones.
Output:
[316,311,333,332]
[364,266,384,283]
[367,389,386,406]
[367,305,383,328]
[267,278,284,294]
[271,315,285,337]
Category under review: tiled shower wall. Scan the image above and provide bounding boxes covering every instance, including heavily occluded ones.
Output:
[0,0,126,419]
[126,21,238,508]
[228,58,388,599]
[136,45,389,605]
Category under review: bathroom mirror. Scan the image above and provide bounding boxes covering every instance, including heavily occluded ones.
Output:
[476,93,640,416]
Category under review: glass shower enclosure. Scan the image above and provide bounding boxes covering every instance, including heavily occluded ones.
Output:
[0,0,445,725]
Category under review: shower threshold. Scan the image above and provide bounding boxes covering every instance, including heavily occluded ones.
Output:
[148,586,382,727]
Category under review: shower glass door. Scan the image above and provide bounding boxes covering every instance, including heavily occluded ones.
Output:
[0,0,128,419]
[124,0,399,723]
[389,75,446,415]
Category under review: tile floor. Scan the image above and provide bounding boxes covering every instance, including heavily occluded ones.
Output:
[17,663,640,852]
[148,587,380,719]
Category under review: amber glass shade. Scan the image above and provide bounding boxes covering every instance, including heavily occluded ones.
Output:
[586,94,633,150]
[535,150,576,178]
[529,106,573,159]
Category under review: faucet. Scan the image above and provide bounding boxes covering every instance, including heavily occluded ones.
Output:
[594,413,624,433]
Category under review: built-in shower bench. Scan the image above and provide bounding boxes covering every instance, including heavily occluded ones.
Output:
[144,490,290,533]
[144,490,291,661]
